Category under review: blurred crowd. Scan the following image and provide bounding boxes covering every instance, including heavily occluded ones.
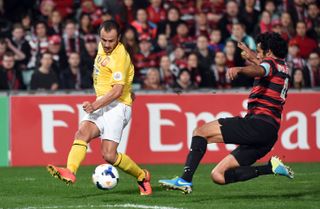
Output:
[0,0,319,92]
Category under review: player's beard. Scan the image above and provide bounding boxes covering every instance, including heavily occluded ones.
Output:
[104,41,118,54]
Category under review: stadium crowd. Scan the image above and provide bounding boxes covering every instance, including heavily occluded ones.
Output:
[0,0,319,91]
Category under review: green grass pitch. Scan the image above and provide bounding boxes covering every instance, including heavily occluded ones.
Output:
[1,163,319,209]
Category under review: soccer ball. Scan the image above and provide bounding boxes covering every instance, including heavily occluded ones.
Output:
[92,164,119,190]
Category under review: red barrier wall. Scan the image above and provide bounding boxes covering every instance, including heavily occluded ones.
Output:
[10,92,320,166]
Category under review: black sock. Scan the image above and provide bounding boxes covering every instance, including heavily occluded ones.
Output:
[224,166,258,184]
[181,136,207,182]
[253,162,273,175]
[224,163,273,184]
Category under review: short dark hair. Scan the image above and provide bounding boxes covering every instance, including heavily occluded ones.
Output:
[99,20,121,37]
[4,51,15,58]
[256,32,288,59]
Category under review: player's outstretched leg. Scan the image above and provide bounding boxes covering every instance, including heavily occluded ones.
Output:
[159,177,193,194]
[270,156,294,179]
[137,169,152,195]
[47,164,76,185]
[113,153,152,195]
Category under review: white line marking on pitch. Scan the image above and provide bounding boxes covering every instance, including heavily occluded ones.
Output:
[8,203,184,209]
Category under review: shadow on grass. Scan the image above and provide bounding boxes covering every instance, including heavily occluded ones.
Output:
[68,188,139,199]
[214,188,320,200]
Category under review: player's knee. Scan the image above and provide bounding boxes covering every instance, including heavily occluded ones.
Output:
[102,152,117,164]
[75,129,89,141]
[192,127,205,137]
[211,170,226,185]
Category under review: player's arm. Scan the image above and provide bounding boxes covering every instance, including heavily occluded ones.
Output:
[83,84,124,113]
[227,65,265,81]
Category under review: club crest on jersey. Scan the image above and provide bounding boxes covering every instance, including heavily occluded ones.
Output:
[101,57,110,67]
[113,72,122,81]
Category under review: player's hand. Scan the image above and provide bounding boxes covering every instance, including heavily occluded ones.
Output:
[82,101,95,113]
[238,42,256,61]
[227,67,241,80]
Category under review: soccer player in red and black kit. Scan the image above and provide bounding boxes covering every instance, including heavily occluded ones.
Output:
[159,32,294,194]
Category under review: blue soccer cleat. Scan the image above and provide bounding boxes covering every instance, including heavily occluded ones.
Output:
[270,156,294,179]
[159,177,192,194]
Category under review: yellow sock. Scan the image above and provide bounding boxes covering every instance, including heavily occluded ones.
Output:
[67,139,87,174]
[113,153,145,181]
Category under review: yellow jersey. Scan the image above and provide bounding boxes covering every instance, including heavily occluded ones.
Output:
[93,42,134,106]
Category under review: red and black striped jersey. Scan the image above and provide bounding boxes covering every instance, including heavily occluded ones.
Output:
[247,57,290,129]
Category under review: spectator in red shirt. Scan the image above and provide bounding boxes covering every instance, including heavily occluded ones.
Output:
[198,0,224,29]
[117,0,136,29]
[270,19,289,42]
[147,0,166,24]
[0,51,25,90]
[133,35,158,83]
[170,46,187,70]
[290,21,318,59]
[211,51,231,89]
[171,21,195,53]
[131,8,157,39]
[164,0,196,26]
[253,10,272,37]
[194,12,211,38]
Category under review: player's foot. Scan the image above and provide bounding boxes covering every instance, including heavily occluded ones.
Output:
[159,177,192,194]
[270,156,294,179]
[137,169,152,195]
[47,164,76,185]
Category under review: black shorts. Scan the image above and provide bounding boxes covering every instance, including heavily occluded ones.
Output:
[218,116,278,166]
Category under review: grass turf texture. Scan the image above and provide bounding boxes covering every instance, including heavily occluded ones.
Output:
[0,163,319,209]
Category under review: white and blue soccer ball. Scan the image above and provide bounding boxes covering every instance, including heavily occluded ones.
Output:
[92,164,119,190]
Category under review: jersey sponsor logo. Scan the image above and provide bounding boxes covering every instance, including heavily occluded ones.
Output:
[113,72,122,81]
[277,64,289,74]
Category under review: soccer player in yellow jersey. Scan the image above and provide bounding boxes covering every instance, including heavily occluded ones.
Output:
[47,20,152,196]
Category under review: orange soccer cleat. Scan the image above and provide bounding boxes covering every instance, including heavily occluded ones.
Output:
[47,164,76,185]
[137,169,152,195]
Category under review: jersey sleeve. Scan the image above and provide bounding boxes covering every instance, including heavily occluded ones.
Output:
[259,61,271,77]
[259,59,276,77]
[110,50,130,86]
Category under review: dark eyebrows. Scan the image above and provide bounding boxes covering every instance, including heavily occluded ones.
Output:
[100,37,116,42]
